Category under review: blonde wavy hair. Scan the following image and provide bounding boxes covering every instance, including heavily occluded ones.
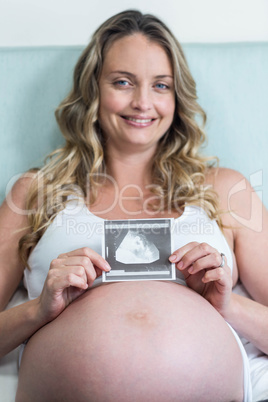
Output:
[19,9,221,266]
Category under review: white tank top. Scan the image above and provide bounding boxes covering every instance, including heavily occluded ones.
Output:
[24,198,233,300]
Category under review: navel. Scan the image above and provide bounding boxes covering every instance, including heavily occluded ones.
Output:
[126,309,156,328]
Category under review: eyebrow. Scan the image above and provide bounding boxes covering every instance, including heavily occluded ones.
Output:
[108,70,173,79]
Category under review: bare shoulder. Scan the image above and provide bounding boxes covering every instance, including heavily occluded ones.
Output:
[206,166,267,247]
[0,171,37,309]
[205,166,245,193]
[4,170,37,211]
[205,166,254,213]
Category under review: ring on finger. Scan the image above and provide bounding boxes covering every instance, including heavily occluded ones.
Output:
[219,253,225,268]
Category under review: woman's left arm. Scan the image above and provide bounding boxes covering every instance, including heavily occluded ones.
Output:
[171,168,268,354]
[223,292,268,354]
[215,168,268,353]
[213,167,268,305]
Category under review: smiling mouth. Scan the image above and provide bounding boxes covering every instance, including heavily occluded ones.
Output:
[122,116,155,123]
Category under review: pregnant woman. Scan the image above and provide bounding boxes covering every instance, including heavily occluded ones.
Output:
[0,10,267,402]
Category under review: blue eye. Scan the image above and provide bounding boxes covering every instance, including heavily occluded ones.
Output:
[156,83,168,89]
[115,80,129,86]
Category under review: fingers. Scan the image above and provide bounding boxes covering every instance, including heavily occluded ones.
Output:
[202,267,225,284]
[169,242,230,278]
[46,266,90,291]
[170,242,220,269]
[187,253,224,275]
[58,247,111,272]
[169,242,200,264]
[51,247,111,288]
[51,256,94,287]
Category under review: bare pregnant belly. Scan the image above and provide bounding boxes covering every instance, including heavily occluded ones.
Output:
[17,281,244,402]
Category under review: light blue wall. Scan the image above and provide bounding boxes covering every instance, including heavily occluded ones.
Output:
[0,44,267,206]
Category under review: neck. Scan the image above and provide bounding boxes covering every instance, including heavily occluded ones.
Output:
[105,146,156,191]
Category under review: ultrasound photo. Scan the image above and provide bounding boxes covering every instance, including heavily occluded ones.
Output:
[102,218,175,282]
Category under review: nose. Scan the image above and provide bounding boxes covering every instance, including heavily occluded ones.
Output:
[130,86,152,111]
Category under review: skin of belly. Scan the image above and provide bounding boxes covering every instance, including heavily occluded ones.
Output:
[17,281,244,402]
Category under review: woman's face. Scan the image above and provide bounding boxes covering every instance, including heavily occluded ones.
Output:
[98,34,175,155]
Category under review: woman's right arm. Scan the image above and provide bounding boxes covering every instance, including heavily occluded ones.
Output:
[0,176,111,359]
[0,175,43,358]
